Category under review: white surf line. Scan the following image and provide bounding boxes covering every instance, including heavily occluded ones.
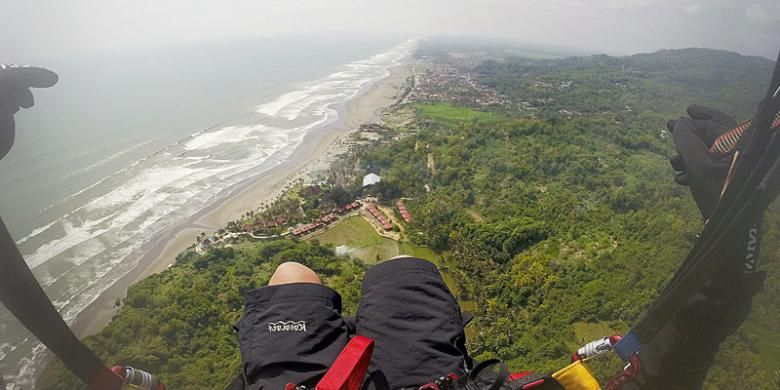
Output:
[60,138,159,181]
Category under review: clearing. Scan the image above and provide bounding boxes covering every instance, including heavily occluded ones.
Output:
[309,215,474,314]
[313,216,434,264]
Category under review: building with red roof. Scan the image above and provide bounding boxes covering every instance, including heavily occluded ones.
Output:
[396,200,413,223]
[291,222,324,237]
[366,203,393,231]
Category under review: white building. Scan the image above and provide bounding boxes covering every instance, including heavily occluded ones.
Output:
[362,173,381,187]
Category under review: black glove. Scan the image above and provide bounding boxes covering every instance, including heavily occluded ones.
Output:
[668,104,764,274]
[0,64,59,160]
[627,106,767,389]
[667,104,738,220]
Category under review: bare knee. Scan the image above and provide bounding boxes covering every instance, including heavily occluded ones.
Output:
[268,262,321,286]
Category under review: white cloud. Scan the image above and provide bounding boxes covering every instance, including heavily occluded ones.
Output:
[603,0,656,10]
[1,0,777,60]
[745,3,780,25]
[682,3,703,16]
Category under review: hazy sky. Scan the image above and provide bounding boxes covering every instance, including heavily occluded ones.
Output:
[2,0,778,61]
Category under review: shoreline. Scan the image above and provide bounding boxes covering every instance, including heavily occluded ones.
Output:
[70,60,412,339]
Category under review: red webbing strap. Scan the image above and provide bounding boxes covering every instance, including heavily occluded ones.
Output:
[316,336,374,390]
[90,367,126,390]
[605,355,641,390]
[0,218,122,389]
[507,372,533,381]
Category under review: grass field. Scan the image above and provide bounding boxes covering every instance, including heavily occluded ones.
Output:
[572,321,622,344]
[312,216,445,264]
[310,215,471,296]
[416,103,505,127]
[312,216,400,263]
[310,215,476,323]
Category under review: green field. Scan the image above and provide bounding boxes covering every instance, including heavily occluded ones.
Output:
[312,216,443,264]
[416,103,505,127]
[310,215,473,312]
[312,216,399,263]
[571,321,627,346]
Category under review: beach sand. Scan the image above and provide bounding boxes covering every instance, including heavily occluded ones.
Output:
[71,61,412,338]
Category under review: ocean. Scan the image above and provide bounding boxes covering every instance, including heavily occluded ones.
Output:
[0,35,416,388]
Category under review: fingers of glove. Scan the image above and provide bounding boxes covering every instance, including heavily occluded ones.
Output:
[687,104,737,128]
[0,87,32,113]
[3,66,59,89]
[672,118,712,168]
[693,119,729,146]
[0,113,15,159]
[1,66,58,113]
[669,151,690,185]
[674,171,690,186]
[670,154,685,171]
[15,87,34,109]
[666,119,677,133]
[672,115,711,141]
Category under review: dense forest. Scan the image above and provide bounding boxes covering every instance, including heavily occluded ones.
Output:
[40,44,779,388]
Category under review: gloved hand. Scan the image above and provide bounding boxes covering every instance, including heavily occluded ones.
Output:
[668,104,763,274]
[0,64,59,160]
[627,106,767,389]
[667,104,737,220]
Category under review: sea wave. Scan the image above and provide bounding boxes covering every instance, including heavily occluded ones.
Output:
[14,220,57,246]
[183,126,259,151]
[60,138,159,181]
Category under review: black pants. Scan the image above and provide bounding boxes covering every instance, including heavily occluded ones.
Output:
[235,257,471,389]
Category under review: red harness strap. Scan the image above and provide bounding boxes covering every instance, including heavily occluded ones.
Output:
[316,336,375,390]
[88,367,124,390]
[605,355,641,390]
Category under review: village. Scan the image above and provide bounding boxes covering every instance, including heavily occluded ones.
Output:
[404,62,513,109]
[403,58,582,119]
[194,173,415,255]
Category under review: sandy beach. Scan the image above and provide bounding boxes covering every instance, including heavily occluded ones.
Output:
[71,60,412,338]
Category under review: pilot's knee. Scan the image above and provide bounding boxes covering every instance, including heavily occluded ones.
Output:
[268,261,322,286]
